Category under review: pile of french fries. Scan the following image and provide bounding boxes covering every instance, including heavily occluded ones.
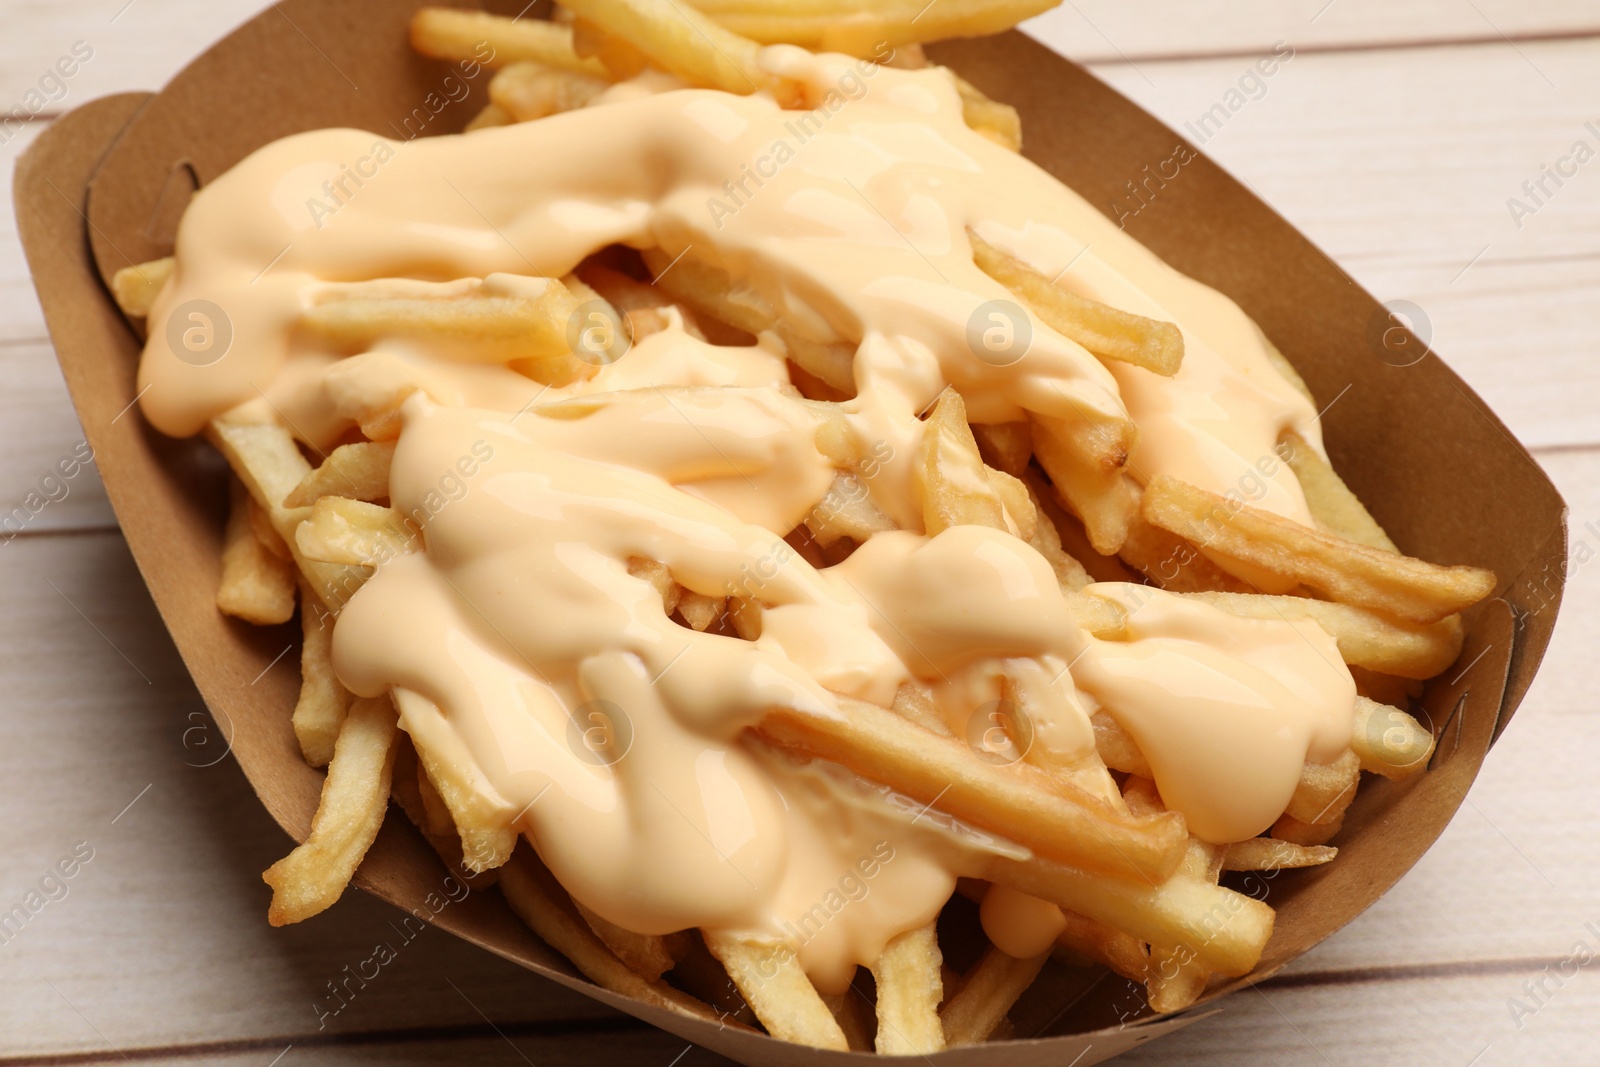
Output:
[110,0,1496,1053]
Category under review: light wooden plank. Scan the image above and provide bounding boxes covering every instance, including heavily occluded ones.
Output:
[1024,0,1600,63]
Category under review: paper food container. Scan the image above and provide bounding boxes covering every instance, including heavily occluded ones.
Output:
[13,1,1568,1062]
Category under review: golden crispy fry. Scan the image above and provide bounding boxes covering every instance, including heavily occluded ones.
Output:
[110,256,174,318]
[1143,836,1222,1014]
[464,102,513,130]
[951,75,1021,151]
[971,232,1184,377]
[758,696,1188,882]
[684,0,1057,55]
[208,420,371,613]
[217,477,296,625]
[628,556,682,616]
[263,694,398,925]
[1026,493,1093,594]
[984,849,1274,977]
[389,734,499,888]
[409,7,610,76]
[285,441,396,508]
[296,497,417,568]
[560,0,794,102]
[572,899,677,981]
[918,388,1008,535]
[971,420,1032,478]
[1222,837,1337,872]
[728,595,763,639]
[1178,591,1465,680]
[489,60,611,121]
[1091,711,1150,778]
[871,922,945,1054]
[641,248,858,393]
[1280,431,1399,553]
[1115,511,1252,593]
[805,472,897,545]
[571,15,652,79]
[293,581,352,768]
[1271,809,1343,847]
[394,690,518,873]
[940,946,1048,1046]
[677,588,723,631]
[988,467,1037,541]
[703,932,849,1049]
[302,277,595,387]
[1285,750,1360,826]
[1029,417,1137,556]
[1352,696,1435,779]
[1141,475,1497,623]
[499,850,722,1021]
[1053,908,1149,983]
[1062,590,1125,638]
[892,682,953,737]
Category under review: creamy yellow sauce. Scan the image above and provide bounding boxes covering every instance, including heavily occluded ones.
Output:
[137,50,1351,987]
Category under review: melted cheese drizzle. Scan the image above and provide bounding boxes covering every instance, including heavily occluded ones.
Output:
[137,50,1354,990]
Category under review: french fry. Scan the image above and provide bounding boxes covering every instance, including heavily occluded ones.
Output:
[217,476,297,625]
[110,256,174,318]
[640,248,858,393]
[971,232,1184,377]
[409,7,610,77]
[871,922,945,1054]
[296,497,416,568]
[1178,590,1465,680]
[940,946,1048,1046]
[683,0,1058,55]
[1222,837,1337,872]
[1280,431,1399,553]
[1141,475,1497,623]
[207,420,371,613]
[757,696,1188,882]
[628,556,682,616]
[488,60,611,122]
[394,690,518,874]
[805,472,897,545]
[918,387,1008,535]
[559,0,794,102]
[1029,416,1138,556]
[292,581,352,768]
[571,15,652,79]
[1053,908,1149,983]
[1025,486,1094,593]
[951,75,1021,151]
[1284,750,1360,827]
[1352,696,1435,779]
[1115,511,1253,593]
[702,931,849,1049]
[971,420,1032,478]
[285,440,395,508]
[676,588,724,631]
[464,103,513,130]
[302,278,594,387]
[1271,810,1344,847]
[1144,837,1222,1014]
[499,849,723,1022]
[263,694,398,925]
[892,682,953,737]
[389,734,499,888]
[983,849,1274,977]
[1091,711,1150,778]
[573,899,677,981]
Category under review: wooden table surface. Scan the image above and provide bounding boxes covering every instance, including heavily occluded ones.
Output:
[3,3,1596,1064]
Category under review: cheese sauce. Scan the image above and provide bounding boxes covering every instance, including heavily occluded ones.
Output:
[137,50,1352,984]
